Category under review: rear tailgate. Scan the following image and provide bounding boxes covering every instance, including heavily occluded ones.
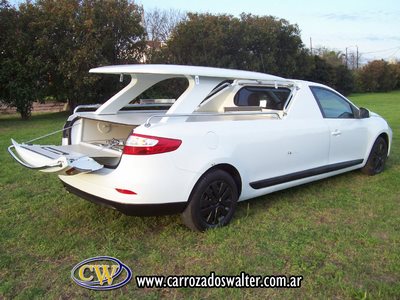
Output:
[8,139,104,173]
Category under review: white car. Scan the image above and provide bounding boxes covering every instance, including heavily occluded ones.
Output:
[8,65,392,231]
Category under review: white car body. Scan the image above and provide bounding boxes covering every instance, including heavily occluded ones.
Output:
[9,65,392,230]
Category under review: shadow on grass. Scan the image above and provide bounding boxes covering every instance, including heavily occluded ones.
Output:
[234,169,364,219]
[66,169,365,234]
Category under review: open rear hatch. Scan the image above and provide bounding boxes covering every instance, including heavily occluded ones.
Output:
[8,139,113,173]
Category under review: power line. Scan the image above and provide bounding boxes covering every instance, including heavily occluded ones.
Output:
[384,48,400,59]
[361,46,400,55]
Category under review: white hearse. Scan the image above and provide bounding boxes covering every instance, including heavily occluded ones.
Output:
[9,65,392,231]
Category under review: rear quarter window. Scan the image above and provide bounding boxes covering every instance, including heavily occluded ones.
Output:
[234,86,291,110]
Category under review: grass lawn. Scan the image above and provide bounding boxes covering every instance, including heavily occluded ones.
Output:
[0,91,399,299]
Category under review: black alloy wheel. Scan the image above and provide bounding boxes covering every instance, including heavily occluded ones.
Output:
[361,137,388,175]
[182,169,238,231]
[199,180,234,226]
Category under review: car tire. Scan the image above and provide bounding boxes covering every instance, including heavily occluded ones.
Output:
[361,136,388,176]
[182,169,238,231]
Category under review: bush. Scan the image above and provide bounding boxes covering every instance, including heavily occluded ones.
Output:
[389,62,400,89]
[334,65,354,95]
[305,56,354,96]
[358,60,397,92]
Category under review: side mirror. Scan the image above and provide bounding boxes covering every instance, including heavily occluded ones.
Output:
[358,107,370,119]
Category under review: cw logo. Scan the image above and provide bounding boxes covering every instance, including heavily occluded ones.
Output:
[78,264,119,285]
[71,256,132,290]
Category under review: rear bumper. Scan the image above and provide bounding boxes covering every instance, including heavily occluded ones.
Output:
[62,182,187,216]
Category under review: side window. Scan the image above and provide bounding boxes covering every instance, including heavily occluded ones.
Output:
[311,87,355,118]
[234,87,291,110]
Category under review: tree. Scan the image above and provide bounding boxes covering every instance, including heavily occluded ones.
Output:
[1,0,146,118]
[143,8,186,63]
[346,51,361,70]
[314,47,345,67]
[334,64,354,95]
[158,13,312,78]
[306,55,354,95]
[0,1,42,119]
[35,0,146,109]
[307,56,336,87]
[144,8,185,43]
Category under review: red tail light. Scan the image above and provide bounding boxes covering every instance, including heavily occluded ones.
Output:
[115,188,137,195]
[123,133,182,155]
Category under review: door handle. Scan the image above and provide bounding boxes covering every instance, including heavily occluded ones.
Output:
[331,129,341,136]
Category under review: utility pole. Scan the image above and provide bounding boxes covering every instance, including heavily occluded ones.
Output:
[310,37,313,55]
[345,45,359,69]
[356,45,359,69]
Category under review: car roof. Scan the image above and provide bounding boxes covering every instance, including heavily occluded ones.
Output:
[89,64,286,81]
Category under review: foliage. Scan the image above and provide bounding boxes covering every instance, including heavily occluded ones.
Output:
[389,62,400,89]
[138,78,188,100]
[143,8,186,63]
[307,56,335,85]
[314,47,345,67]
[357,60,397,92]
[159,13,312,78]
[144,8,186,43]
[0,1,42,119]
[34,0,146,108]
[333,65,354,96]
[0,0,146,118]
[154,14,357,95]
[305,56,354,95]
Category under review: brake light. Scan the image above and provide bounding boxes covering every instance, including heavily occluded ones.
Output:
[123,133,182,155]
[115,188,137,195]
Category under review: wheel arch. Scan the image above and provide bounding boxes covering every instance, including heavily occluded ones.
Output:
[361,131,389,175]
[193,163,242,198]
[378,132,389,151]
[364,130,391,164]
[210,164,242,196]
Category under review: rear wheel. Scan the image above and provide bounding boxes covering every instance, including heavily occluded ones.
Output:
[182,169,238,231]
[361,137,388,175]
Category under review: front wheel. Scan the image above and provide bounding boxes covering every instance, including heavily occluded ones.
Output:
[182,169,238,231]
[361,136,388,175]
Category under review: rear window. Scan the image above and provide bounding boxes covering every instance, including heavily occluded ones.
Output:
[234,86,291,110]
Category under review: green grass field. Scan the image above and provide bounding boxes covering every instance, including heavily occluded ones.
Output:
[1,91,399,299]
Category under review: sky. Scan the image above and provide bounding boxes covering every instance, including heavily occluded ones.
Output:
[137,0,400,63]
